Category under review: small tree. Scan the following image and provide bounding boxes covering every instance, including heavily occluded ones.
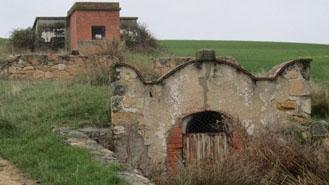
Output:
[121,23,159,51]
[9,27,35,52]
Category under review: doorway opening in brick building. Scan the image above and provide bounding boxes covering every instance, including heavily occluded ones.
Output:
[182,111,229,166]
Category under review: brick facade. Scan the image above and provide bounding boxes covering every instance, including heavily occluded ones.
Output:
[32,2,138,52]
[68,3,121,50]
[167,125,183,174]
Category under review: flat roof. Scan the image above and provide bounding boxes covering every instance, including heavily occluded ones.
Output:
[120,17,138,20]
[67,2,121,17]
[32,17,66,30]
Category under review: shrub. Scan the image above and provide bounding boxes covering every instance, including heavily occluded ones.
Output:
[9,27,35,52]
[121,23,159,51]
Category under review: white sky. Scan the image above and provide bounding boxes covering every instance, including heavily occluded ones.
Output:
[1,0,329,44]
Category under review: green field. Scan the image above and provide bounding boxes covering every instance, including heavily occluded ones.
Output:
[0,40,329,184]
[161,40,329,84]
[0,81,126,185]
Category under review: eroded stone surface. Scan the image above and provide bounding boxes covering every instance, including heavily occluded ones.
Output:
[0,55,115,81]
[111,58,312,174]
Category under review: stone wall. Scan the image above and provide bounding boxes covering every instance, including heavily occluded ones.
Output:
[0,54,114,81]
[111,51,312,175]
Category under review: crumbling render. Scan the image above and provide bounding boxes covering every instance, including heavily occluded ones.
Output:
[111,50,312,175]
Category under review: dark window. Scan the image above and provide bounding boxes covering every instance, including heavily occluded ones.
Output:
[186,111,226,134]
[92,26,106,40]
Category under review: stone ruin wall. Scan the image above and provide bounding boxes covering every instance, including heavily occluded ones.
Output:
[111,56,312,175]
[0,55,115,81]
[0,55,201,81]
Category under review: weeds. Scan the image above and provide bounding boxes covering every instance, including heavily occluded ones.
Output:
[312,83,329,119]
[156,130,329,185]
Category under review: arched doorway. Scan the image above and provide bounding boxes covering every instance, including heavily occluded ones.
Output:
[182,111,230,165]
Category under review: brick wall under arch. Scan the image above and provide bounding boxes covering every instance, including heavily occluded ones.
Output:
[166,111,248,174]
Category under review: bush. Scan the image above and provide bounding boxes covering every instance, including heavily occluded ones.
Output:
[312,84,329,119]
[9,27,35,52]
[155,130,329,185]
[121,23,159,51]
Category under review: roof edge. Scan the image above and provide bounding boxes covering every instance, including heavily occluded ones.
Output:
[120,17,138,20]
[67,2,121,17]
[32,17,67,30]
[114,58,312,85]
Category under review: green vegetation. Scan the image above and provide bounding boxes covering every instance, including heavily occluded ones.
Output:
[122,23,159,51]
[0,40,329,184]
[0,81,126,185]
[9,28,35,52]
[0,37,7,45]
[161,40,329,83]
[0,37,9,59]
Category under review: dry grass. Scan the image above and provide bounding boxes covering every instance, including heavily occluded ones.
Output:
[312,83,329,119]
[78,40,126,59]
[156,130,329,185]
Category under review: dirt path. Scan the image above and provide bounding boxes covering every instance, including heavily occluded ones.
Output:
[0,158,37,185]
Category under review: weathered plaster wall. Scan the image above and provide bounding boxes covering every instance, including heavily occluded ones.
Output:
[33,18,66,51]
[111,56,312,174]
[0,55,114,81]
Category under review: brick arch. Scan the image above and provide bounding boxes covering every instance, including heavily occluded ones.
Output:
[166,110,247,174]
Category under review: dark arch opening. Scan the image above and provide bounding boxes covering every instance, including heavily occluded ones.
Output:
[185,111,227,134]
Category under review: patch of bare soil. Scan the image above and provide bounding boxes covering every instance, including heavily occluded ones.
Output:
[0,158,37,185]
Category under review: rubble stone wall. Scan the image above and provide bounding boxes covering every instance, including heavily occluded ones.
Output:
[0,55,114,81]
[111,55,312,174]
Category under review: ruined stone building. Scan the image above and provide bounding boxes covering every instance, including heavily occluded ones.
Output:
[32,2,138,51]
[111,50,312,175]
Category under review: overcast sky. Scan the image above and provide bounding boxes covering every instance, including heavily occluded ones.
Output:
[1,0,329,44]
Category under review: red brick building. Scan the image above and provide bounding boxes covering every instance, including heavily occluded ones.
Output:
[33,2,138,52]
[67,2,121,50]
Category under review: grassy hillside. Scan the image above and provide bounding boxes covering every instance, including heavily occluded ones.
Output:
[161,40,329,84]
[0,81,126,185]
[0,40,328,184]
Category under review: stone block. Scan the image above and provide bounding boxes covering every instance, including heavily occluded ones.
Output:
[112,112,137,125]
[8,67,16,74]
[33,70,45,79]
[58,64,66,71]
[45,72,54,79]
[113,126,126,135]
[284,69,299,79]
[275,100,297,111]
[289,80,310,96]
[23,66,34,71]
[301,98,311,114]
[291,113,311,125]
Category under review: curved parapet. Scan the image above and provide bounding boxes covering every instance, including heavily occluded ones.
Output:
[111,50,312,175]
[112,58,311,85]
